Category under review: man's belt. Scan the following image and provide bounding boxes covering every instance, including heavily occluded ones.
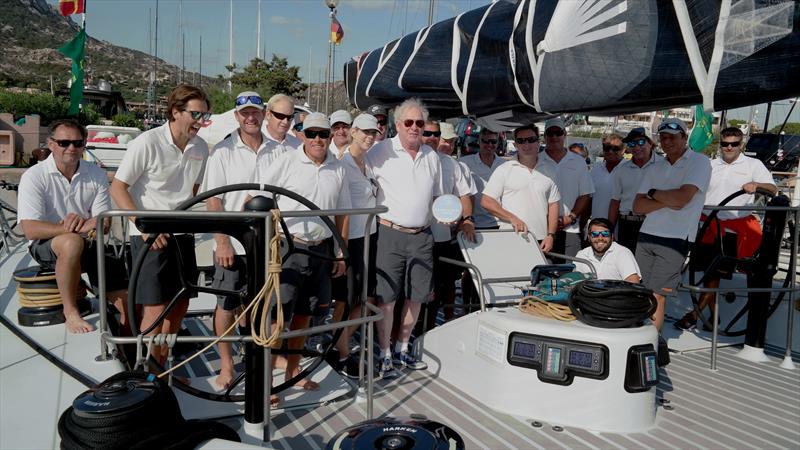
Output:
[620,212,646,223]
[292,235,325,246]
[379,218,430,234]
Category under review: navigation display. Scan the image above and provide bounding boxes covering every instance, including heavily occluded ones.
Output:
[568,350,594,368]
[545,347,562,374]
[513,342,537,359]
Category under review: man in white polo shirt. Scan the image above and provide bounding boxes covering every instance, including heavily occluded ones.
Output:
[19,119,128,334]
[201,91,282,389]
[253,112,351,390]
[262,94,302,161]
[589,134,625,221]
[329,109,352,159]
[366,98,443,379]
[111,84,210,362]
[675,126,777,330]
[575,218,641,282]
[538,117,594,259]
[482,124,560,251]
[633,117,711,331]
[461,127,506,229]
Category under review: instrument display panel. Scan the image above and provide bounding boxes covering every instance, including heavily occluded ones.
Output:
[507,332,608,385]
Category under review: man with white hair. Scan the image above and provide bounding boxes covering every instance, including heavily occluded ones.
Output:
[366,98,443,378]
[329,109,353,159]
[263,94,302,161]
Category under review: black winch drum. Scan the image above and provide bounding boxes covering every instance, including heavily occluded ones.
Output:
[327,415,464,450]
[14,266,92,327]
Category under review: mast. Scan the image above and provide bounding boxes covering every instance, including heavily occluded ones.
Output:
[154,0,159,116]
[428,0,435,26]
[178,0,183,84]
[257,0,261,59]
[199,35,202,89]
[306,47,312,104]
[228,0,233,93]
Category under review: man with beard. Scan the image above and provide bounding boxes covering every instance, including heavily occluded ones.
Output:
[574,218,641,282]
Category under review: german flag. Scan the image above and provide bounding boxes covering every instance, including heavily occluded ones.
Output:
[330,16,344,45]
[59,0,85,16]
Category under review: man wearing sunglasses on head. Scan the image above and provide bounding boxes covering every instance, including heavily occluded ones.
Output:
[574,218,641,282]
[609,127,662,253]
[19,119,129,334]
[329,110,353,159]
[250,112,351,393]
[366,98,443,379]
[589,134,626,222]
[675,126,777,331]
[461,128,506,230]
[366,104,390,142]
[632,117,711,332]
[263,93,302,157]
[538,117,595,259]
[111,85,211,362]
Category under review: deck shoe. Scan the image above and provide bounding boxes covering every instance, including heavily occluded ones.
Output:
[378,356,400,380]
[673,315,697,331]
[393,351,428,370]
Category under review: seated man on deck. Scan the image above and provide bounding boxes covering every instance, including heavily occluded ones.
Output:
[574,218,641,283]
[18,118,128,334]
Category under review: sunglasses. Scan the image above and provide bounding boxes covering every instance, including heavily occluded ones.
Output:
[720,141,742,148]
[422,130,441,137]
[368,177,380,198]
[481,138,498,145]
[185,110,212,121]
[590,230,611,238]
[658,122,683,132]
[376,119,388,126]
[50,138,86,148]
[270,111,293,121]
[235,95,264,106]
[293,122,304,132]
[304,129,331,139]
[515,136,538,144]
[545,129,565,137]
[625,138,647,148]
[603,144,624,152]
[403,119,425,128]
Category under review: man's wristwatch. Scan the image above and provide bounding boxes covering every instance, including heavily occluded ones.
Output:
[546,232,556,238]
[462,215,474,223]
[646,188,658,200]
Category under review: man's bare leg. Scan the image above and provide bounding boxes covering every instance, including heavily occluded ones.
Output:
[214,306,237,389]
[376,301,395,354]
[653,293,666,332]
[51,233,93,333]
[140,303,168,364]
[109,289,129,336]
[285,314,319,390]
[397,300,422,346]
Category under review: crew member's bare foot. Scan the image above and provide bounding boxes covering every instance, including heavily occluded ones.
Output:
[294,378,320,391]
[274,356,288,370]
[270,394,280,409]
[215,369,235,390]
[65,314,94,334]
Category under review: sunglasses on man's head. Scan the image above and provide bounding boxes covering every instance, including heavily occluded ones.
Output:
[270,110,293,121]
[516,136,538,144]
[545,129,565,137]
[304,129,331,139]
[50,138,86,148]
[422,130,441,137]
[720,141,742,148]
[403,119,425,128]
[235,95,264,106]
[658,122,683,132]
[603,144,623,152]
[625,138,647,148]
[185,110,212,121]
[590,230,611,238]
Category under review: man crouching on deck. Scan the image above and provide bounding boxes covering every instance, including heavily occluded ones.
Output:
[18,119,128,334]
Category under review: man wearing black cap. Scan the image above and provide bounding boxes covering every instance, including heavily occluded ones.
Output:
[633,117,711,331]
[366,104,390,141]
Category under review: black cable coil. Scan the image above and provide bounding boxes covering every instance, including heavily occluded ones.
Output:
[568,280,658,328]
[58,371,239,450]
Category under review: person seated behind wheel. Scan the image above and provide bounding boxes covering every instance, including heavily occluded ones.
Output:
[574,218,641,283]
[18,118,129,334]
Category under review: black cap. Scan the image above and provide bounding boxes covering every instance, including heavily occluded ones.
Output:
[366,104,388,117]
[621,127,649,143]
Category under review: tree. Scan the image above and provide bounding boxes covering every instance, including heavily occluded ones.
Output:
[768,122,800,135]
[728,119,746,128]
[227,55,307,98]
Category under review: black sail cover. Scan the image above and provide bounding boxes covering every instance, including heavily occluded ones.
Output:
[345,0,800,129]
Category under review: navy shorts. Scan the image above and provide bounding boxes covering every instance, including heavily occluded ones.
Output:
[636,233,690,298]
[276,241,332,321]
[130,234,198,306]
[211,255,248,311]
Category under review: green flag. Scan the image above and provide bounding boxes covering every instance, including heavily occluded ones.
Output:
[689,105,714,152]
[58,27,86,116]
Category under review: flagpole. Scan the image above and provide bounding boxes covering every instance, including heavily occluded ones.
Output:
[324,0,339,115]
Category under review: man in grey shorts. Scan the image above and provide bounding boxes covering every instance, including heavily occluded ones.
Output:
[633,118,711,331]
[366,98,443,378]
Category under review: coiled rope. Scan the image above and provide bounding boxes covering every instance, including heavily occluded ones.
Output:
[158,209,285,379]
[518,296,576,321]
[568,279,657,328]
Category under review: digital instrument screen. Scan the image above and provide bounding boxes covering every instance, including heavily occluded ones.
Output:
[545,347,562,374]
[644,354,658,382]
[568,350,594,368]
[513,342,537,359]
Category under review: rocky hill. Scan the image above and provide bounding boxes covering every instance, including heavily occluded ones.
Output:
[0,0,215,102]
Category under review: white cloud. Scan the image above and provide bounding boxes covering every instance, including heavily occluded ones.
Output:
[346,0,427,12]
[270,15,301,26]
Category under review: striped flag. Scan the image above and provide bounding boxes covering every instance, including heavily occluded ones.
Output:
[59,0,85,16]
[331,15,344,45]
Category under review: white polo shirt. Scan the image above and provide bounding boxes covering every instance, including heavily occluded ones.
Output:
[482,158,561,240]
[611,152,662,214]
[637,148,711,242]
[705,153,775,220]
[18,156,111,243]
[342,150,378,240]
[431,154,477,242]
[115,123,209,235]
[575,242,641,280]
[202,130,286,254]
[365,136,443,228]
[460,153,506,228]
[256,147,351,242]
[590,161,620,219]
[538,150,595,234]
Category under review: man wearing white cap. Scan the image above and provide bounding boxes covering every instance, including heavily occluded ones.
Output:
[437,122,458,155]
[201,91,279,389]
[633,117,711,331]
[252,111,351,391]
[329,109,353,159]
[538,117,595,258]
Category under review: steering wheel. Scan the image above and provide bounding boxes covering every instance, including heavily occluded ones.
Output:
[126,183,352,402]
[684,187,790,336]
